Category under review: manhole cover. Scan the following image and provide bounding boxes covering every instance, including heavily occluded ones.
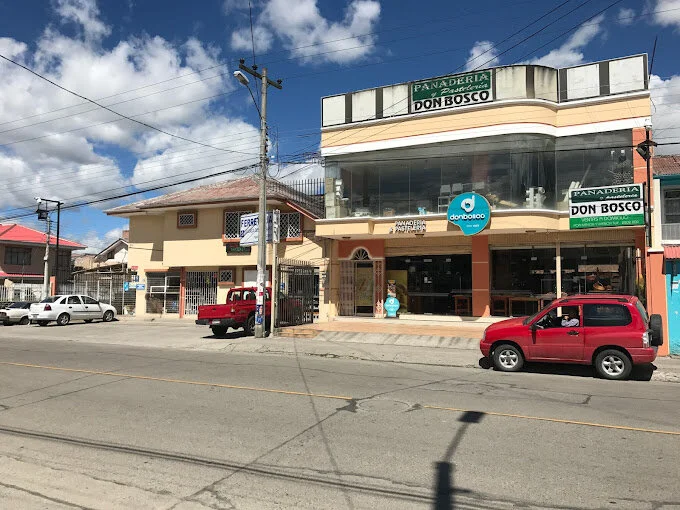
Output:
[357,399,412,413]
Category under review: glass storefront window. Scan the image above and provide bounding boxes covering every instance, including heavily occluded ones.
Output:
[491,248,557,296]
[560,246,635,295]
[386,255,472,315]
[333,130,632,217]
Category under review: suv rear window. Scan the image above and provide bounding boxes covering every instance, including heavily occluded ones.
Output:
[583,304,632,327]
[635,301,649,324]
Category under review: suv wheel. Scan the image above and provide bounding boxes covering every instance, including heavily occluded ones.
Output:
[595,349,632,380]
[492,344,524,372]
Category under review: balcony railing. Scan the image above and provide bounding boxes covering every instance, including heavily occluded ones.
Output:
[662,223,680,241]
[269,178,325,219]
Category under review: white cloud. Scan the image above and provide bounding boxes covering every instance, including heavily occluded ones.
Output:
[54,0,111,42]
[275,161,324,181]
[527,14,605,68]
[650,74,680,155]
[234,0,381,64]
[0,1,256,212]
[617,7,636,25]
[78,226,125,252]
[465,41,499,71]
[651,0,680,29]
[231,25,274,53]
[223,0,252,14]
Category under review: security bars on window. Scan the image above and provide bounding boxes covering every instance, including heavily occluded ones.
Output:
[219,269,234,283]
[178,213,196,227]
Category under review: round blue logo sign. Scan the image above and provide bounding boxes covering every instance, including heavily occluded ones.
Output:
[447,192,491,236]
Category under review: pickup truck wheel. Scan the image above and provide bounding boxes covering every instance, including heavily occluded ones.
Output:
[245,315,255,336]
[211,326,227,337]
[595,349,632,380]
[492,344,524,372]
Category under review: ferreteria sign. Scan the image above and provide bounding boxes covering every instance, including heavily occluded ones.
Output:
[569,184,644,230]
[411,70,493,113]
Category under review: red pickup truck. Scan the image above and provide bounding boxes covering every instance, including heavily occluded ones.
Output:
[196,286,303,337]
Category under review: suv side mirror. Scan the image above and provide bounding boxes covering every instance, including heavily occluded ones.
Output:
[530,323,538,332]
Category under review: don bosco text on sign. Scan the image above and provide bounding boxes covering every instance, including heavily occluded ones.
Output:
[411,70,493,113]
[569,184,644,229]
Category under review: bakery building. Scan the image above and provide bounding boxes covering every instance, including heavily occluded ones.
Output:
[316,53,668,353]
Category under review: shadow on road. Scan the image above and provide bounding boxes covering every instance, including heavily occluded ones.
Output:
[479,357,655,381]
[433,410,484,510]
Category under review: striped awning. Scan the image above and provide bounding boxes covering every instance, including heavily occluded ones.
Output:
[664,246,680,259]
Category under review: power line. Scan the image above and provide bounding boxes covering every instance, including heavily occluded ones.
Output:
[0,53,257,156]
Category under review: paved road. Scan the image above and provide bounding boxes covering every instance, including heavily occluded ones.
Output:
[0,328,678,509]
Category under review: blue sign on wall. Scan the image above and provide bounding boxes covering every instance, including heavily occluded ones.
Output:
[447,192,491,236]
[123,282,130,292]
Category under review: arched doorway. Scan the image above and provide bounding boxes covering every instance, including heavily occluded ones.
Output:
[339,248,384,317]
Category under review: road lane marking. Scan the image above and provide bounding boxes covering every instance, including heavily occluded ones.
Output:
[423,405,680,436]
[2,360,679,436]
[0,361,351,401]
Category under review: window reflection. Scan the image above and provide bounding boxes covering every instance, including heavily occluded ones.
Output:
[334,130,632,217]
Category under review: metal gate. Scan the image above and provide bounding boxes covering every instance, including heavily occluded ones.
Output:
[276,260,317,327]
[62,272,137,314]
[146,272,180,314]
[184,271,218,315]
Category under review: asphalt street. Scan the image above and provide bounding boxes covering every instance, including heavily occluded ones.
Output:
[0,325,678,509]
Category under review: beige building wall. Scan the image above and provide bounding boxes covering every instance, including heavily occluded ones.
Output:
[127,207,324,318]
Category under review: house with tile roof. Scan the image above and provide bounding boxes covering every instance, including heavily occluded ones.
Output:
[106,176,327,319]
[653,154,680,355]
[0,223,85,286]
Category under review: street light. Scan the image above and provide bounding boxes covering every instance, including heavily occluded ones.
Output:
[35,197,63,295]
[235,59,282,338]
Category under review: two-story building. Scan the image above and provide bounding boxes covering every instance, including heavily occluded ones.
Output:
[654,155,680,355]
[106,177,325,317]
[0,223,85,300]
[316,54,669,354]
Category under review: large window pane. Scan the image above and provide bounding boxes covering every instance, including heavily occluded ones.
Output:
[560,245,635,295]
[380,163,410,216]
[491,248,556,295]
[409,163,441,215]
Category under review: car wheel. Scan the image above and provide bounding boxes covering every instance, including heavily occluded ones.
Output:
[37,320,49,327]
[57,313,70,326]
[245,315,256,336]
[19,316,29,326]
[492,344,524,372]
[595,349,632,380]
[103,310,114,322]
[211,326,227,337]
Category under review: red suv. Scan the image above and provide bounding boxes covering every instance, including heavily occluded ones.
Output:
[480,295,663,380]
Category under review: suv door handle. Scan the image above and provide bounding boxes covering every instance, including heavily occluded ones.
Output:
[567,330,579,336]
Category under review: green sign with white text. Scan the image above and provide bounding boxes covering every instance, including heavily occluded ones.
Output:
[411,70,492,113]
[569,184,644,229]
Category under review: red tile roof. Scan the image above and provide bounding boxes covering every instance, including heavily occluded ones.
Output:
[0,224,85,249]
[105,176,321,218]
[654,155,680,176]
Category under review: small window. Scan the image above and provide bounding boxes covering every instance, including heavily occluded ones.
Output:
[177,211,197,228]
[583,304,632,327]
[224,211,251,239]
[83,296,99,305]
[228,290,242,302]
[107,251,115,260]
[4,247,32,266]
[67,296,82,305]
[219,268,234,284]
[243,290,257,301]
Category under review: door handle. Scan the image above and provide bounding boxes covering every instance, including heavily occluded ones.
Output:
[68,306,73,309]
[567,330,579,336]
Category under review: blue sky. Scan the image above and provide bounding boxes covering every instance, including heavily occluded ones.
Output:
[0,0,679,252]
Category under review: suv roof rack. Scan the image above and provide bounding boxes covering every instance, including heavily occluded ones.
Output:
[559,296,630,303]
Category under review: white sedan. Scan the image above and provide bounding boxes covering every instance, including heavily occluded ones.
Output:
[30,295,117,326]
[0,302,34,325]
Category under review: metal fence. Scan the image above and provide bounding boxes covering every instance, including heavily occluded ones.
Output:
[58,272,137,314]
[276,260,317,327]
[184,271,218,315]
[269,178,325,218]
[0,284,46,303]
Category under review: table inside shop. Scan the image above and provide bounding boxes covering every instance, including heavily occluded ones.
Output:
[491,293,556,317]
[407,291,472,316]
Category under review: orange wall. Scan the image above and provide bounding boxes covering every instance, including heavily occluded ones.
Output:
[472,236,491,317]
[338,239,385,259]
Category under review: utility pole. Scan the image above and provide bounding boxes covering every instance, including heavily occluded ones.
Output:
[42,217,51,298]
[236,60,282,338]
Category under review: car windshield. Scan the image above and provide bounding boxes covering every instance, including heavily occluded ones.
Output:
[8,302,28,309]
[40,296,62,303]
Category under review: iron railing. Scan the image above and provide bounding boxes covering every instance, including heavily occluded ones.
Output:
[269,178,325,219]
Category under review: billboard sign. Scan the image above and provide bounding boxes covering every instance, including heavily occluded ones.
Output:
[569,184,644,229]
[411,70,493,113]
[239,212,275,246]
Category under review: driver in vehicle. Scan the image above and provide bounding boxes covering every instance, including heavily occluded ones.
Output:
[561,308,580,327]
